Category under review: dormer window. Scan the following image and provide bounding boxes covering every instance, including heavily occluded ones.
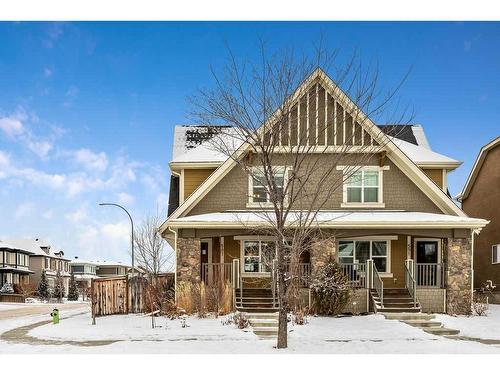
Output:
[247,166,287,207]
[338,165,389,208]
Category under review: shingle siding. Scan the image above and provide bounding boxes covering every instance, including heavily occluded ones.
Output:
[189,153,442,215]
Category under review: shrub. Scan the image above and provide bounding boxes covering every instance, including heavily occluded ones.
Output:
[472,291,489,316]
[222,312,249,329]
[309,262,352,315]
[290,308,309,325]
[0,283,14,294]
[176,280,233,317]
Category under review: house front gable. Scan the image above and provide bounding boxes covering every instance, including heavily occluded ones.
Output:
[161,69,466,234]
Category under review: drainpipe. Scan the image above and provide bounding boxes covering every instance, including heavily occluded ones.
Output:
[167,226,178,304]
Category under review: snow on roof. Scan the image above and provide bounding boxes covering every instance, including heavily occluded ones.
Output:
[388,136,461,167]
[2,238,69,259]
[170,125,457,168]
[70,259,131,267]
[167,210,487,229]
[171,126,243,164]
[0,240,35,254]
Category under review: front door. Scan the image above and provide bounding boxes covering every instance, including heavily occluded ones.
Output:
[415,240,440,287]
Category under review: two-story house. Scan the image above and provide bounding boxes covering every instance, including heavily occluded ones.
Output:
[70,258,98,290]
[6,238,71,295]
[458,136,500,300]
[0,240,34,289]
[160,69,488,315]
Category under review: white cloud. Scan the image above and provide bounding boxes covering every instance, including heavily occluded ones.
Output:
[73,148,108,171]
[0,117,24,137]
[118,192,134,205]
[63,86,79,107]
[15,201,34,219]
[65,206,88,223]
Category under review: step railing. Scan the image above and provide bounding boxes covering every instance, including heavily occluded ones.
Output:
[231,259,241,309]
[271,259,278,308]
[340,263,366,288]
[405,259,417,308]
[416,263,444,288]
[368,260,384,308]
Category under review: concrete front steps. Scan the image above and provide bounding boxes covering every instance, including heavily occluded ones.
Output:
[381,312,460,337]
[371,289,422,313]
[235,289,279,339]
[246,312,279,339]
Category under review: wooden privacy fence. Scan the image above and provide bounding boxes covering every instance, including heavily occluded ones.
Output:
[91,274,174,317]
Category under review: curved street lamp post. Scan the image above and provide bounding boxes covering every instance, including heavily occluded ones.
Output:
[98,203,135,274]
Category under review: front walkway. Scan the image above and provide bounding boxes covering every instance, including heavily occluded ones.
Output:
[1,304,500,353]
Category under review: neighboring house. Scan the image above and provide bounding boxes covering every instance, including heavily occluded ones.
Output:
[458,136,500,294]
[5,238,71,294]
[70,258,99,290]
[95,260,133,277]
[0,241,34,288]
[160,69,488,314]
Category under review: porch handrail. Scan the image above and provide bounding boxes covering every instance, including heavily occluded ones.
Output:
[405,259,417,308]
[231,259,240,309]
[415,263,444,288]
[371,262,384,308]
[271,259,278,308]
[283,262,311,287]
[340,263,366,288]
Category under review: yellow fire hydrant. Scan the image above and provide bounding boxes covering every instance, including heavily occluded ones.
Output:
[50,308,60,324]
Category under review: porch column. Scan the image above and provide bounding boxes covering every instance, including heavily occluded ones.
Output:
[444,236,473,315]
[310,238,337,276]
[176,237,201,284]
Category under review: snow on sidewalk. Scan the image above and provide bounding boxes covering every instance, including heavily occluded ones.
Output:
[435,304,500,340]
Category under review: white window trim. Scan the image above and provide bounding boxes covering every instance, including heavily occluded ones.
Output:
[338,165,389,208]
[239,238,277,277]
[337,238,392,276]
[247,166,291,208]
[413,238,442,264]
[492,244,500,265]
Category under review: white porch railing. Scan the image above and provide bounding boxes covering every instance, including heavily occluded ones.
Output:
[367,260,384,308]
[340,263,366,288]
[416,263,444,288]
[231,259,241,308]
[405,259,417,307]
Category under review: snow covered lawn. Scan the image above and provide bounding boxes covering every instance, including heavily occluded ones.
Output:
[1,310,500,353]
[0,303,26,311]
[435,304,500,340]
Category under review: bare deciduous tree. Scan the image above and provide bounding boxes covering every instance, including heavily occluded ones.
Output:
[191,41,411,348]
[134,212,175,275]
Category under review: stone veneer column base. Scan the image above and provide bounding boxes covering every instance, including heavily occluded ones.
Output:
[445,237,473,315]
[310,238,337,276]
[176,237,201,284]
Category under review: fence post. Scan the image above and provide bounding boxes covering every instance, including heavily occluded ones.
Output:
[91,279,96,325]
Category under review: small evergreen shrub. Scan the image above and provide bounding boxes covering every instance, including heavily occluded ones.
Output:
[67,272,79,301]
[310,262,353,315]
[37,270,50,300]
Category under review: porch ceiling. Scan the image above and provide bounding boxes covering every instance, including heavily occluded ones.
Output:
[165,210,488,229]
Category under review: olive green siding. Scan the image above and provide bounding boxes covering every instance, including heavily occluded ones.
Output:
[189,154,442,216]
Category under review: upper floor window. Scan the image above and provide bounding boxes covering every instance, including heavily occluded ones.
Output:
[248,167,286,207]
[493,245,500,265]
[72,265,84,273]
[338,166,388,208]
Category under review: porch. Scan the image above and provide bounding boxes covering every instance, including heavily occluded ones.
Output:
[175,231,472,314]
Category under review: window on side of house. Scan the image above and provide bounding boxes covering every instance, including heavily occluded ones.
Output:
[243,240,276,273]
[338,239,390,273]
[493,245,500,264]
[248,167,286,205]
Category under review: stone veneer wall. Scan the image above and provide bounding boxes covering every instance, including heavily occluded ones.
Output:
[176,237,201,283]
[445,236,473,315]
[310,238,337,276]
[343,288,368,314]
[416,289,446,313]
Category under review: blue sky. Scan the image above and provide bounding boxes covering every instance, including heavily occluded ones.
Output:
[0,21,499,263]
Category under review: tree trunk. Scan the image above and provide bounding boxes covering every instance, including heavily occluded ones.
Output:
[276,240,288,349]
